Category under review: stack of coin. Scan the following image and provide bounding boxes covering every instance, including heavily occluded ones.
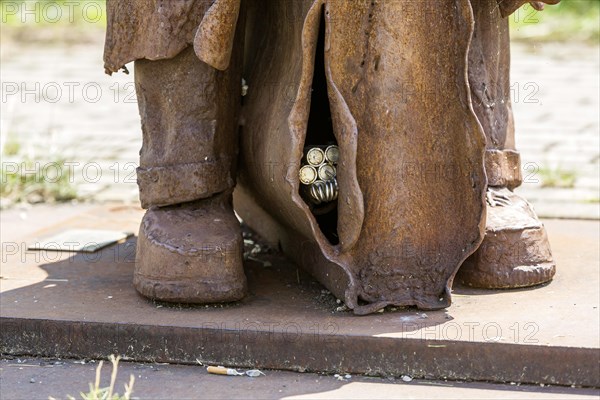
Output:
[299,145,339,205]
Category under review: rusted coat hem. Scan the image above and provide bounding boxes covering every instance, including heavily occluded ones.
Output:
[102,0,560,74]
[104,0,242,74]
[235,0,486,315]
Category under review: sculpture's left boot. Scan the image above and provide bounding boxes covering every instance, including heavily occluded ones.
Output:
[103,0,247,302]
[457,0,556,288]
[132,44,246,303]
[135,193,246,303]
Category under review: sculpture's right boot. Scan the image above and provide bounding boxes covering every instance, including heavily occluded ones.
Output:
[132,45,246,303]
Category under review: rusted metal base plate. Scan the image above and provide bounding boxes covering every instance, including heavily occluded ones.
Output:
[0,205,598,387]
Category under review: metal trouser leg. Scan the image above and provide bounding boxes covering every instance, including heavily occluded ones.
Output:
[131,42,246,303]
[457,0,556,289]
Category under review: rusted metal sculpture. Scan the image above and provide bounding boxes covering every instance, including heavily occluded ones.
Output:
[104,0,559,314]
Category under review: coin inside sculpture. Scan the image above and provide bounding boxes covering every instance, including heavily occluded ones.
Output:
[318,164,336,181]
[299,165,318,185]
[325,145,340,164]
[299,146,340,209]
[306,147,325,166]
[103,0,560,315]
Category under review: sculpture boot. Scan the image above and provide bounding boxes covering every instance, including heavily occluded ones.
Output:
[135,193,246,303]
[456,0,556,288]
[457,184,555,288]
[131,37,246,302]
[457,149,556,288]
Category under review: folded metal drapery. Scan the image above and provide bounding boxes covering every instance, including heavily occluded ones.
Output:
[235,0,487,315]
[104,0,241,74]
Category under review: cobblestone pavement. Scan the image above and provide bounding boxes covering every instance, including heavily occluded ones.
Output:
[510,42,599,219]
[1,36,598,218]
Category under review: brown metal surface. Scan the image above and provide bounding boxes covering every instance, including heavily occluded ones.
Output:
[112,0,248,304]
[103,0,212,74]
[458,190,556,288]
[2,318,597,387]
[194,0,241,71]
[237,0,486,314]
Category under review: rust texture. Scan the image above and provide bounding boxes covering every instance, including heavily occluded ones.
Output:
[194,0,241,71]
[104,0,211,74]
[2,317,597,387]
[238,0,486,314]
[0,216,596,386]
[104,0,559,314]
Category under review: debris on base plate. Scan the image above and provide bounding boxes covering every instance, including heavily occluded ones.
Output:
[334,374,352,381]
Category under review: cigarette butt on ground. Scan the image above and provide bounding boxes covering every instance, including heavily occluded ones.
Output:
[207,366,242,376]
[207,366,265,377]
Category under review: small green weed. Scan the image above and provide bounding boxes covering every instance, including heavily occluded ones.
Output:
[510,0,600,43]
[50,355,135,400]
[538,167,578,188]
[0,158,78,206]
